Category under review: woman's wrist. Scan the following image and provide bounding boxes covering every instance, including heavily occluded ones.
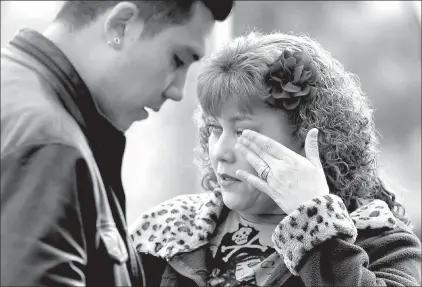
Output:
[271,194,357,275]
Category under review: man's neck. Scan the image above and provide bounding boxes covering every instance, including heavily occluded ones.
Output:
[43,22,96,98]
[42,23,124,132]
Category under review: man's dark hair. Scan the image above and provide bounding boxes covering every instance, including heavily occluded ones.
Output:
[55,1,235,32]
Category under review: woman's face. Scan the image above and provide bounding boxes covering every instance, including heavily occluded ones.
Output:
[207,102,302,215]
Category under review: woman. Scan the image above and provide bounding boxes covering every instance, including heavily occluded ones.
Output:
[131,31,421,287]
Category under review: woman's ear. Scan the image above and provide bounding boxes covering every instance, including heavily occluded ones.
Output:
[103,2,144,49]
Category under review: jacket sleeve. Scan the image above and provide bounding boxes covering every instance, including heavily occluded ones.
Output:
[272,194,421,286]
[1,143,93,286]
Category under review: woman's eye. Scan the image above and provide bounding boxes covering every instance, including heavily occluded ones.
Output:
[236,130,244,137]
[208,124,222,135]
[173,55,184,68]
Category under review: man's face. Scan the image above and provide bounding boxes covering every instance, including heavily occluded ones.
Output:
[95,2,215,131]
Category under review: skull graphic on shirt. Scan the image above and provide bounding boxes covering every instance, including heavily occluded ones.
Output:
[232,227,253,245]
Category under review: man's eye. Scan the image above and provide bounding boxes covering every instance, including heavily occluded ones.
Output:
[236,130,244,137]
[173,55,184,68]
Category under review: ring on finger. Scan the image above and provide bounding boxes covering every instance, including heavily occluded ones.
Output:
[260,166,271,181]
[258,164,271,181]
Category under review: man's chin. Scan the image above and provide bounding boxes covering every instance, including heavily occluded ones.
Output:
[121,109,150,131]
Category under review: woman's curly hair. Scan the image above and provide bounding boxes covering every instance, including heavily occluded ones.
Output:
[194,31,409,225]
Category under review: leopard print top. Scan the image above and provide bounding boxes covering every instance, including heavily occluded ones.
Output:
[130,190,397,274]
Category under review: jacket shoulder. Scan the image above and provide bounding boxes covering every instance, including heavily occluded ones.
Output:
[351,199,420,251]
[1,58,84,156]
[356,217,420,245]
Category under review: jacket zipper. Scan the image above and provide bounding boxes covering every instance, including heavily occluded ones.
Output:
[110,191,145,286]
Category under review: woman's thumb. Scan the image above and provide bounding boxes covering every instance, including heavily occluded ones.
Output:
[305,128,322,168]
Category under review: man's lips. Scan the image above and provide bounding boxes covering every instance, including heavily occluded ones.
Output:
[145,106,160,113]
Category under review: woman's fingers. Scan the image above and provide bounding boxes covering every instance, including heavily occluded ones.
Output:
[237,136,277,165]
[240,130,297,160]
[236,142,273,177]
[236,169,278,200]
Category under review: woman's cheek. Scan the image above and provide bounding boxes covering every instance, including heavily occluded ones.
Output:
[208,141,218,170]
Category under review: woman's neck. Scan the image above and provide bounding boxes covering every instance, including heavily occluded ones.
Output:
[238,211,286,225]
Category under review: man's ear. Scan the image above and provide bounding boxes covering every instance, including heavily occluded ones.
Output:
[103,1,145,49]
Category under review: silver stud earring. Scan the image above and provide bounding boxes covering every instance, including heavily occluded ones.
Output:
[113,37,121,45]
[108,37,121,47]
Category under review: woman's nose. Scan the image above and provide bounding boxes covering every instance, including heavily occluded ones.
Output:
[212,134,236,164]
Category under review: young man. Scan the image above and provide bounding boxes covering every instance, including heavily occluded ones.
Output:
[0,1,234,286]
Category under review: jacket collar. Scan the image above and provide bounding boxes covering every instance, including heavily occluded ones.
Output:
[9,28,127,209]
[131,190,397,260]
[130,189,226,260]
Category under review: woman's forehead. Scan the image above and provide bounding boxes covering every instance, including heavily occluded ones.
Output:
[202,95,269,120]
[205,103,253,121]
[206,103,281,124]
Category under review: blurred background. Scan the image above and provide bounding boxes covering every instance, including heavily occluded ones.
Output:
[1,1,420,238]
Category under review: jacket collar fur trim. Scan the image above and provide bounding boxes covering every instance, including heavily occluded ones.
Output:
[130,190,396,260]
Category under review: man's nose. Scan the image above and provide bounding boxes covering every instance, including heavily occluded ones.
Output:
[165,87,183,102]
[166,70,188,102]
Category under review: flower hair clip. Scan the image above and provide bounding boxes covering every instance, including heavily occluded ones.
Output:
[265,50,319,110]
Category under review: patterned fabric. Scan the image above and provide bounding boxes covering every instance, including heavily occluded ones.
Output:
[131,191,398,274]
[350,199,397,229]
[130,190,224,259]
[133,192,420,287]
[272,194,398,275]
[208,211,282,287]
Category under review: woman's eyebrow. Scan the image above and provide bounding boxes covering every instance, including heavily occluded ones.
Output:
[227,114,254,122]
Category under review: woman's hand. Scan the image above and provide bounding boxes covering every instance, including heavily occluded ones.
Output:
[235,128,329,215]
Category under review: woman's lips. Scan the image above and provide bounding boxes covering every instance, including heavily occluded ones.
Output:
[218,175,241,188]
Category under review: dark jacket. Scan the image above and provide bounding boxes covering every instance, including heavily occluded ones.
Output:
[131,190,422,287]
[1,28,143,286]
